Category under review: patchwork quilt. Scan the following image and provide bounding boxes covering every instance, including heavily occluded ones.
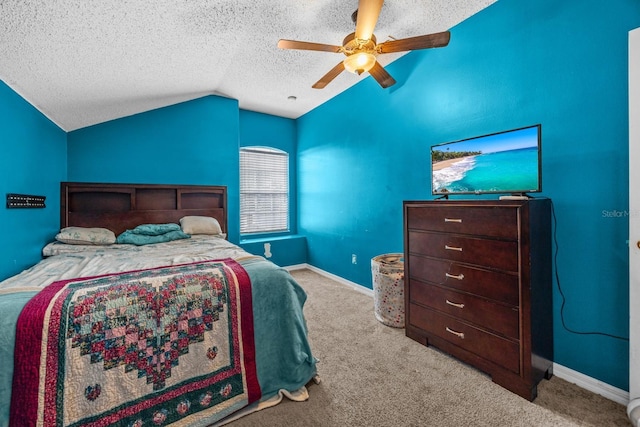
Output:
[10,259,261,427]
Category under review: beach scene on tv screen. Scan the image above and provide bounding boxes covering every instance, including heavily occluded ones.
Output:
[431,126,539,194]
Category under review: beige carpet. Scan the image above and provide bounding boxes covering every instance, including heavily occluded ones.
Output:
[230,268,629,426]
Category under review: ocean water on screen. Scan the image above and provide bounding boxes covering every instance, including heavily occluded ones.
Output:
[433,147,538,194]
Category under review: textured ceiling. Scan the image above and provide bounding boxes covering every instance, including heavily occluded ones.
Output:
[0,0,496,131]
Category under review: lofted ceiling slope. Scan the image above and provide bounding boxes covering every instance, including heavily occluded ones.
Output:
[0,0,495,131]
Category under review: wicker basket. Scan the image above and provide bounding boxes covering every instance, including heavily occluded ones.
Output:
[371,254,405,328]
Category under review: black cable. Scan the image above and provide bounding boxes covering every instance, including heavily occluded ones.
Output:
[550,199,628,341]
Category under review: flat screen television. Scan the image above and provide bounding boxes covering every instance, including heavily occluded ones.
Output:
[431,124,542,197]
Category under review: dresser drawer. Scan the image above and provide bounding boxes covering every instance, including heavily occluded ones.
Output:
[408,255,519,306]
[406,205,518,239]
[409,279,519,339]
[409,303,520,374]
[408,231,518,272]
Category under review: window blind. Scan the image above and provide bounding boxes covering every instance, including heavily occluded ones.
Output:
[240,147,289,234]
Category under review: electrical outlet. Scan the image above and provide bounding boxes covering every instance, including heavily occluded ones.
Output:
[263,242,272,258]
[351,254,357,264]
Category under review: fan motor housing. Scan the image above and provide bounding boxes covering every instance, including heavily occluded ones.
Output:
[342,32,377,56]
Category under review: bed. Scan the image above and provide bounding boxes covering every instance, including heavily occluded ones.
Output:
[0,182,317,427]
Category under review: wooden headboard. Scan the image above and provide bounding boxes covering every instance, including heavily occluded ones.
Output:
[60,182,227,236]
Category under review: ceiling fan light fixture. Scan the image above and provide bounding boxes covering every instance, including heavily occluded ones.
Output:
[278,1,450,89]
[343,52,376,75]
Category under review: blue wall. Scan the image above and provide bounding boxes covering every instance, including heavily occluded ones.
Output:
[0,81,67,281]
[297,0,639,390]
[67,96,242,242]
[238,110,307,266]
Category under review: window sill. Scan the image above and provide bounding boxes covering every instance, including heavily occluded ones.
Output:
[240,234,301,244]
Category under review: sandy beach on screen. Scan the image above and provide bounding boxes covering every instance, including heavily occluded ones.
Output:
[432,156,475,172]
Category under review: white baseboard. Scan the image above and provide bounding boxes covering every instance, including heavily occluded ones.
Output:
[286,263,373,297]
[552,363,629,405]
[283,263,308,272]
[285,263,630,406]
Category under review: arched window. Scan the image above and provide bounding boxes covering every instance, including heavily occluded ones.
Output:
[239,146,289,234]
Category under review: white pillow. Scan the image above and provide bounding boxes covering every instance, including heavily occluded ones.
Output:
[55,227,116,245]
[179,216,223,235]
[43,241,115,256]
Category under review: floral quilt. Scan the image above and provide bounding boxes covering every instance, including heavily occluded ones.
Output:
[10,259,260,427]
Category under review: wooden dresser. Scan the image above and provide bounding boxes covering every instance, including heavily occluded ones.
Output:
[403,199,553,401]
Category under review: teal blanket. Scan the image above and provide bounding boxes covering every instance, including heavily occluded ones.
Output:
[0,259,316,426]
[0,292,37,427]
[242,259,317,400]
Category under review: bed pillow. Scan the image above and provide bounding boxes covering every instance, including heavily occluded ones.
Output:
[43,241,118,257]
[55,227,116,245]
[116,229,190,246]
[180,216,223,235]
[131,223,181,236]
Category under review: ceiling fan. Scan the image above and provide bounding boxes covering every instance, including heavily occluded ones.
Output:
[277,0,450,89]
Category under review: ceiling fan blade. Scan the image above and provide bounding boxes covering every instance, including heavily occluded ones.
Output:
[312,62,346,89]
[369,62,396,88]
[355,0,384,41]
[277,39,342,53]
[378,31,451,54]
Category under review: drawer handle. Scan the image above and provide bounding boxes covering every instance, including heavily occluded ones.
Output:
[444,218,462,223]
[445,272,465,280]
[446,327,465,339]
[445,299,465,309]
[445,245,463,252]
